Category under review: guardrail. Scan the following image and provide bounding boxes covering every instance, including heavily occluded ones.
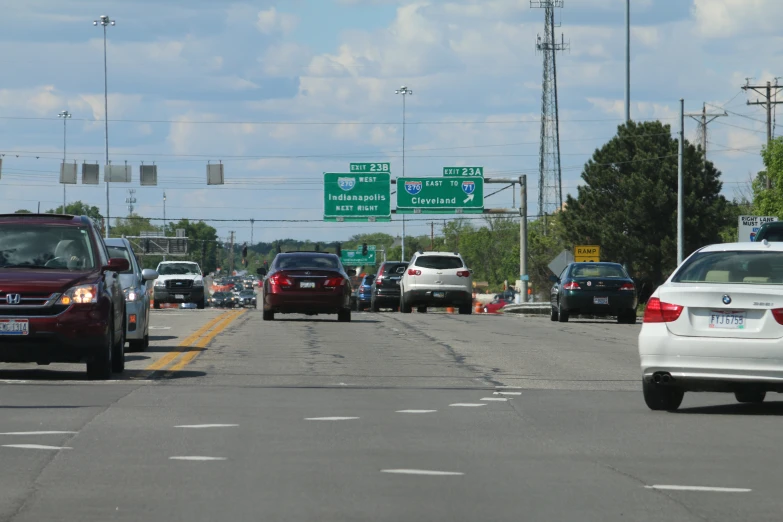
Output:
[501,303,550,315]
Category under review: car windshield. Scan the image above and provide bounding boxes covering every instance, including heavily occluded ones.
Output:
[213,292,227,298]
[276,254,339,270]
[571,264,627,278]
[0,225,96,270]
[106,245,135,274]
[158,263,201,276]
[384,264,408,275]
[672,250,783,285]
[240,291,254,297]
[362,275,375,285]
[414,256,464,269]
[760,228,783,242]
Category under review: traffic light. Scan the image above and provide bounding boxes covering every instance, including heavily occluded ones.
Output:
[242,244,248,258]
[362,243,368,256]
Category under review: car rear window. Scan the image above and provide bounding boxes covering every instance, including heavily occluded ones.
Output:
[673,251,783,285]
[0,225,96,270]
[414,256,464,269]
[383,263,408,275]
[571,264,627,278]
[759,229,783,242]
[276,254,339,270]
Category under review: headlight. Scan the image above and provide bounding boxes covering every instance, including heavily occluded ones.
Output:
[57,284,99,305]
[123,288,139,302]
[193,279,204,287]
[154,279,165,287]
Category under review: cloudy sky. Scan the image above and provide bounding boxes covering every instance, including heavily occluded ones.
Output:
[0,0,780,244]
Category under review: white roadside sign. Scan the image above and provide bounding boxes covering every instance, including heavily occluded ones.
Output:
[738,215,778,242]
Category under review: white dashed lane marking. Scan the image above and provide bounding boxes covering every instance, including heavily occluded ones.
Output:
[382,469,464,476]
[174,424,239,429]
[645,485,751,493]
[396,410,437,413]
[3,444,72,450]
[0,431,77,435]
[170,456,227,461]
[480,397,509,402]
[449,403,485,407]
[494,391,521,396]
[305,417,360,421]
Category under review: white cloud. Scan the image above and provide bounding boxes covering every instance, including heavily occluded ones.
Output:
[692,0,783,38]
[256,7,299,35]
[260,42,312,77]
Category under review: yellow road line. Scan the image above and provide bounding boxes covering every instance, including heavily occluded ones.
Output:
[167,310,247,372]
[143,311,233,373]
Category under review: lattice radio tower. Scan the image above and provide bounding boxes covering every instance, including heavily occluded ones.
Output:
[531,1,569,218]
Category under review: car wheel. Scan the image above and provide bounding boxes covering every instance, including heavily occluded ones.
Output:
[735,390,766,403]
[87,322,113,380]
[262,310,275,321]
[400,294,412,314]
[417,306,427,313]
[337,308,351,322]
[642,380,684,411]
[557,301,569,323]
[459,304,472,315]
[550,305,559,322]
[197,301,205,310]
[153,302,161,310]
[111,317,126,374]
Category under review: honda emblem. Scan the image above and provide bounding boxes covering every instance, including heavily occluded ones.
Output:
[5,294,21,305]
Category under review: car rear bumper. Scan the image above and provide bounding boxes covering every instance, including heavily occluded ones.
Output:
[561,293,637,315]
[404,289,472,307]
[154,288,204,304]
[125,300,146,340]
[0,308,108,364]
[639,323,783,391]
[374,289,401,303]
[265,292,348,314]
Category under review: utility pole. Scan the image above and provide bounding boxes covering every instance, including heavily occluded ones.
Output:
[229,231,235,275]
[250,218,255,246]
[743,79,783,189]
[125,188,136,215]
[677,99,684,266]
[395,85,412,261]
[625,0,630,122]
[58,110,72,212]
[163,192,167,234]
[94,15,115,238]
[520,175,528,303]
[686,103,727,163]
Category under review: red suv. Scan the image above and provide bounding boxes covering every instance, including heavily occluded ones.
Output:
[0,214,130,379]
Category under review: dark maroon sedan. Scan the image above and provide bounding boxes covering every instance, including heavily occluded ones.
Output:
[262,252,353,322]
[0,214,130,379]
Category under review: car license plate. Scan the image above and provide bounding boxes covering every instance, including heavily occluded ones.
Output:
[175,294,185,299]
[300,281,315,289]
[0,319,29,336]
[433,292,445,298]
[593,297,609,305]
[710,311,746,329]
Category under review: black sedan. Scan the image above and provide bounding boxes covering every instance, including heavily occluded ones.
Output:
[237,290,257,308]
[210,291,235,308]
[549,262,637,324]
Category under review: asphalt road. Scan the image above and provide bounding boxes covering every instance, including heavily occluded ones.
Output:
[1,308,781,521]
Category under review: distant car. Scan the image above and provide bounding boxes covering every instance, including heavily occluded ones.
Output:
[399,252,473,314]
[238,290,257,308]
[640,242,783,411]
[356,274,375,311]
[549,262,637,324]
[754,222,783,242]
[262,252,353,322]
[210,292,234,308]
[153,261,206,309]
[483,295,511,314]
[371,262,408,312]
[0,214,129,379]
[105,238,158,351]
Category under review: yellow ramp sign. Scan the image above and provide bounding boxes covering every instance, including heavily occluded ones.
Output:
[574,245,600,262]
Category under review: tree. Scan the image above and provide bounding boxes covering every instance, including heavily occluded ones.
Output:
[751,136,783,216]
[560,120,729,287]
[111,215,159,238]
[14,209,32,214]
[47,201,103,221]
[164,219,220,273]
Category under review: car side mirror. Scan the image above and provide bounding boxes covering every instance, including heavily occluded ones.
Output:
[548,274,559,283]
[141,269,158,281]
[104,258,130,273]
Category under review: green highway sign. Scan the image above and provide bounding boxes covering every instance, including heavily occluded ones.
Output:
[341,245,377,266]
[324,173,391,222]
[350,162,390,173]
[443,166,484,177]
[396,177,484,214]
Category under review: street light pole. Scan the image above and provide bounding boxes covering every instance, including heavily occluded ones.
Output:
[395,85,412,261]
[163,192,167,234]
[58,110,72,212]
[94,15,115,238]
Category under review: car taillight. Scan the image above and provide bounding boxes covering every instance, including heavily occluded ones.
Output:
[376,277,383,285]
[619,283,635,291]
[269,273,293,287]
[456,270,470,277]
[323,277,345,288]
[562,282,580,290]
[772,308,783,324]
[408,269,421,276]
[643,297,683,323]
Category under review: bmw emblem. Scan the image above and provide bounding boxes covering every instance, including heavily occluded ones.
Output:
[722,295,732,305]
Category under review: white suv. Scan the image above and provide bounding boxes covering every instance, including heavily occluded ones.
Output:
[399,251,473,314]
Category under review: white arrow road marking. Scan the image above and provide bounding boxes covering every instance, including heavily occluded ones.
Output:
[169,456,227,461]
[3,444,72,450]
[0,431,77,435]
[305,417,360,421]
[396,410,437,413]
[645,485,751,493]
[449,403,485,407]
[463,194,474,204]
[174,424,239,429]
[382,469,464,476]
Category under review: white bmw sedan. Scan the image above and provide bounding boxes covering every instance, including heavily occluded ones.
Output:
[639,241,783,411]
